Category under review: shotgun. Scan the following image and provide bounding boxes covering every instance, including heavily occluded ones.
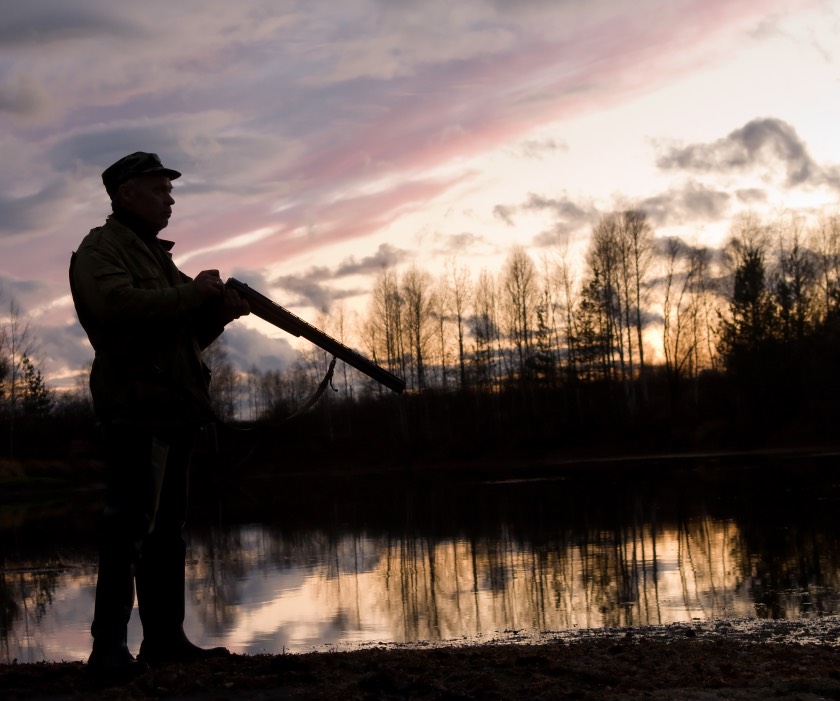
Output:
[226,278,406,393]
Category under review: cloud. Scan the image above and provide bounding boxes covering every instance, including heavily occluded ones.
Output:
[494,192,597,239]
[522,193,593,224]
[0,0,825,389]
[655,117,824,187]
[493,205,516,227]
[0,276,51,308]
[735,188,768,204]
[639,180,731,226]
[221,324,297,373]
[433,231,487,255]
[0,75,50,118]
[333,243,411,276]
[0,2,135,46]
[38,322,94,377]
[514,137,568,160]
[264,243,410,310]
[0,178,78,237]
[270,272,358,313]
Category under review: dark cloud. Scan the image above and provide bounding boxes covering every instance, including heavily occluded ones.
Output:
[823,164,840,191]
[532,224,578,248]
[40,322,94,375]
[227,268,274,293]
[516,137,568,159]
[0,3,136,45]
[735,188,768,204]
[522,193,593,223]
[0,77,47,117]
[261,242,409,310]
[494,192,596,238]
[270,272,356,312]
[228,267,344,316]
[655,118,822,187]
[48,122,294,202]
[0,179,76,237]
[0,276,50,307]
[333,243,411,276]
[221,324,297,373]
[639,180,731,227]
[652,235,699,259]
[680,182,731,220]
[493,204,515,226]
[49,128,186,187]
[435,231,486,254]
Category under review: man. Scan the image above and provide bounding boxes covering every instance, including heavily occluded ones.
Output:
[70,152,249,676]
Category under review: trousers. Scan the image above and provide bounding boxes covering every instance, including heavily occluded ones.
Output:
[90,423,197,647]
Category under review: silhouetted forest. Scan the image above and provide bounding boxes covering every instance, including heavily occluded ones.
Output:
[3,208,840,463]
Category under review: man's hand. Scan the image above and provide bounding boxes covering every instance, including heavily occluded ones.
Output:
[195,270,250,323]
[220,287,250,324]
[195,269,226,300]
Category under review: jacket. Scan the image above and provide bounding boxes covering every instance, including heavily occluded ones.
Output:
[70,215,223,425]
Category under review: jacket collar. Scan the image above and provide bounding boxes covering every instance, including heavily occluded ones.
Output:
[110,209,175,252]
[105,214,174,251]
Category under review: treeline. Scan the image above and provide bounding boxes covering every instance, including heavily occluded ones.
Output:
[202,208,840,450]
[0,293,85,459]
[5,207,840,461]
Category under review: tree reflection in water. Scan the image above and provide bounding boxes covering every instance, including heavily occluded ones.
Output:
[4,455,840,662]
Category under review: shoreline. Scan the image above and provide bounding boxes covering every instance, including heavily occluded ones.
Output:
[3,616,840,700]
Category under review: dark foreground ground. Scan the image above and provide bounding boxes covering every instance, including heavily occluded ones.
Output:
[4,619,840,701]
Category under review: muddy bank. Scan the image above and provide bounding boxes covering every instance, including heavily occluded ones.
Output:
[3,618,840,700]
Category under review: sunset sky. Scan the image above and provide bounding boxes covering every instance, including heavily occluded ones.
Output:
[1,0,838,388]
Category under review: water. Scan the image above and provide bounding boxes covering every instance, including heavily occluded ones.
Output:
[3,452,840,663]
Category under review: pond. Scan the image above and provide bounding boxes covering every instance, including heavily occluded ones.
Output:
[3,452,840,663]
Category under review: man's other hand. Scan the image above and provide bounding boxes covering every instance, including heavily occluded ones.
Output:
[195,270,225,300]
[221,287,250,324]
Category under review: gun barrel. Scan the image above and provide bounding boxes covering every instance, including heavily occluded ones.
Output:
[226,278,406,393]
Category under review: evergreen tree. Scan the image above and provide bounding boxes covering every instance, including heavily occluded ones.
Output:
[21,354,53,417]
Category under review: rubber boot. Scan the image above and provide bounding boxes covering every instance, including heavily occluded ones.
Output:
[87,510,148,679]
[136,534,230,666]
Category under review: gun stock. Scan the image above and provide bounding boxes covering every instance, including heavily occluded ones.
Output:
[226,278,406,393]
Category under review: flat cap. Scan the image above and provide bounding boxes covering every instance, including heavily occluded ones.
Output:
[102,152,182,197]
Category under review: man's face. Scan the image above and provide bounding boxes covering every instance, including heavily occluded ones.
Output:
[117,173,175,232]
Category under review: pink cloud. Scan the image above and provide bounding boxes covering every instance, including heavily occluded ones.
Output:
[183,175,466,275]
[251,0,801,226]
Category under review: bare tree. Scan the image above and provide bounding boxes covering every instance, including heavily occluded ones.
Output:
[0,295,36,456]
[500,246,539,381]
[622,210,654,400]
[661,237,699,385]
[719,213,775,368]
[367,268,405,383]
[531,254,561,385]
[555,246,581,383]
[332,302,354,400]
[772,213,817,344]
[402,265,435,391]
[203,336,239,421]
[429,274,451,390]
[808,212,840,319]
[586,214,624,381]
[446,260,472,390]
[471,268,500,389]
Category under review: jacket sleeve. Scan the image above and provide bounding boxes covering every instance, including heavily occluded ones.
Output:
[73,239,204,325]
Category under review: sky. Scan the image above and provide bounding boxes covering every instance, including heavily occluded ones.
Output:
[1,0,839,389]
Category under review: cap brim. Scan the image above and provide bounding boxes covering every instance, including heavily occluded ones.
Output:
[143,166,182,180]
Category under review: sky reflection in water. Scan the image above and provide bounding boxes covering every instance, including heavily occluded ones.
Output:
[4,458,840,663]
